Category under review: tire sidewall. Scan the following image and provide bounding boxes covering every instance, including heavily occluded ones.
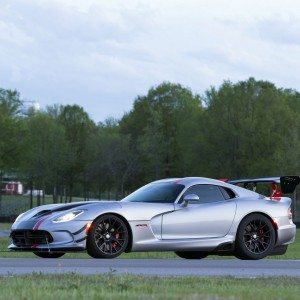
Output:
[235,213,275,260]
[87,214,129,259]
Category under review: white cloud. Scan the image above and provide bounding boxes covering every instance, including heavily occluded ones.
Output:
[0,0,299,121]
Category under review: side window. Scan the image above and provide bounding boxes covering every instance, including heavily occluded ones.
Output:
[219,186,236,200]
[183,184,224,203]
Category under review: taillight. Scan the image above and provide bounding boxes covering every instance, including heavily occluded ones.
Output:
[288,207,293,219]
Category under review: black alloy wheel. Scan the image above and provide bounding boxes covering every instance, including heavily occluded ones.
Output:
[235,213,275,260]
[175,251,208,259]
[87,214,129,258]
[34,252,65,258]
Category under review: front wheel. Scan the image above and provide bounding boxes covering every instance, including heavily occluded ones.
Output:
[34,252,65,258]
[175,251,208,259]
[235,213,275,260]
[87,214,129,259]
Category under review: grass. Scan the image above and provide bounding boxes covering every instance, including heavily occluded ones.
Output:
[0,274,299,300]
[0,228,299,259]
[0,223,10,230]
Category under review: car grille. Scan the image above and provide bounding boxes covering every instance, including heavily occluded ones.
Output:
[11,230,53,246]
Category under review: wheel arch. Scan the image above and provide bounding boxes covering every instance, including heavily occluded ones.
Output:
[90,212,133,253]
[236,211,278,243]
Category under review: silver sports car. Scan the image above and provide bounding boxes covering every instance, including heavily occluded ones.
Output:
[9,176,299,260]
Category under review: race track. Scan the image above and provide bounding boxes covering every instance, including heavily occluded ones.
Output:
[1,258,300,277]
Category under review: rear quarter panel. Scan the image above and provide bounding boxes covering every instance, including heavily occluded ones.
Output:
[229,196,292,235]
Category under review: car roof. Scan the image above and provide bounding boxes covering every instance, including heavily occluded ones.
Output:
[152,177,231,186]
[151,177,260,198]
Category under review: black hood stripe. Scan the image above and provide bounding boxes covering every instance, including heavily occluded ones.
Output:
[51,202,94,213]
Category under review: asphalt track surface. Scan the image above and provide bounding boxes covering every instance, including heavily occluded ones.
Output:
[1,258,300,277]
[0,230,10,238]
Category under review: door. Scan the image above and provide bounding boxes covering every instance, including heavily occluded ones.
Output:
[162,184,236,239]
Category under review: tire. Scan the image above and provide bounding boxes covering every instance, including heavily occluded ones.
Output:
[87,214,129,259]
[235,213,275,260]
[34,252,65,258]
[175,251,208,259]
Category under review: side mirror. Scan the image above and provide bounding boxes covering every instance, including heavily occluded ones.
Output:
[182,194,200,206]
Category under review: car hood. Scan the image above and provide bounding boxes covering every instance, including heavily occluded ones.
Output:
[12,201,100,224]
[13,200,176,225]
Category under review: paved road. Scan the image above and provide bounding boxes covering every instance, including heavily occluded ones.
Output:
[0,230,10,238]
[0,258,300,277]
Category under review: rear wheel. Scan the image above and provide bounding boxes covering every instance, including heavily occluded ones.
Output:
[34,252,65,258]
[235,213,275,260]
[87,214,129,259]
[175,251,208,259]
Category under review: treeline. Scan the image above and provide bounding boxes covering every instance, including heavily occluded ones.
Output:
[0,78,300,205]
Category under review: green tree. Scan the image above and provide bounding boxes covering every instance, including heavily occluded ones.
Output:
[283,89,300,174]
[21,113,71,206]
[120,82,204,186]
[86,119,138,199]
[0,89,23,207]
[58,105,95,201]
[203,78,298,178]
[0,89,22,170]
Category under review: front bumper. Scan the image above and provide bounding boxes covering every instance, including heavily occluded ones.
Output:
[8,220,90,252]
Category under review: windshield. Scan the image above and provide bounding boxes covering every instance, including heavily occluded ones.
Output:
[122,182,185,203]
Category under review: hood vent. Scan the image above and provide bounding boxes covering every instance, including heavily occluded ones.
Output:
[30,202,93,220]
[31,210,52,219]
[51,203,91,212]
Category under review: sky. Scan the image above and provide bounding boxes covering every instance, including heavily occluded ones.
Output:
[0,0,300,122]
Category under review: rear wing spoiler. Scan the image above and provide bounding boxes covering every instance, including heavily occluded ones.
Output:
[225,176,300,194]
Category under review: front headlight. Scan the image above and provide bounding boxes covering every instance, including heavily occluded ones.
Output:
[52,210,84,223]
